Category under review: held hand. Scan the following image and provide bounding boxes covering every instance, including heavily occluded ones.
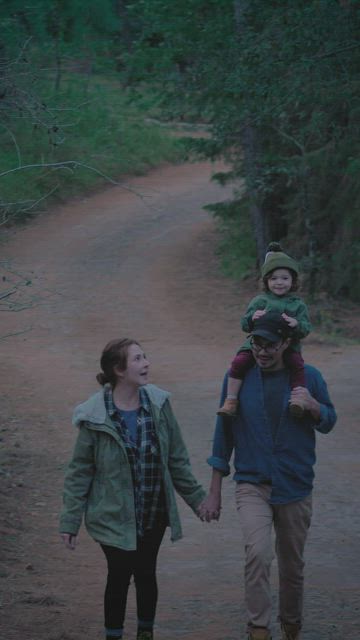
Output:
[61,533,78,550]
[198,494,221,522]
[282,313,298,328]
[252,309,266,321]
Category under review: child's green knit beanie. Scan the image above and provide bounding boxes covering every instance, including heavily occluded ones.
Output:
[261,242,299,278]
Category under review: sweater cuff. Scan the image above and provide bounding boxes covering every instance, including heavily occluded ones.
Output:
[207,455,230,476]
[59,515,81,535]
[314,405,332,433]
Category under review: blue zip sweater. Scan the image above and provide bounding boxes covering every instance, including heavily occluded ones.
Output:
[207,364,337,504]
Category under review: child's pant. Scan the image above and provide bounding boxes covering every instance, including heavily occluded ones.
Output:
[101,522,166,636]
[230,348,305,388]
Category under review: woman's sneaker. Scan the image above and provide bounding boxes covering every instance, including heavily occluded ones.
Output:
[137,630,153,640]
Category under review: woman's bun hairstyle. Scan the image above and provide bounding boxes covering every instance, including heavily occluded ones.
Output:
[96,372,109,386]
[96,338,141,388]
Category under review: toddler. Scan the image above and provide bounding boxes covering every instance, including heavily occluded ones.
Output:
[218,242,311,419]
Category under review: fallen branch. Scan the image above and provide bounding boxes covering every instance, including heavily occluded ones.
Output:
[0,326,33,341]
[0,289,17,301]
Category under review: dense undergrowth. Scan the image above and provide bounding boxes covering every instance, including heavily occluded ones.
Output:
[0,74,185,227]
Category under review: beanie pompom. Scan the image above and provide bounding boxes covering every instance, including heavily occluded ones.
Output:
[261,241,299,278]
[266,241,283,253]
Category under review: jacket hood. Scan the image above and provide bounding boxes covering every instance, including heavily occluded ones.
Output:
[72,383,170,427]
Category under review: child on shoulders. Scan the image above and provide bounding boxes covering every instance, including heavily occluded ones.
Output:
[217,242,311,419]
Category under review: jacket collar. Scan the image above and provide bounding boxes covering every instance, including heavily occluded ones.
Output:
[105,386,151,417]
[72,383,170,427]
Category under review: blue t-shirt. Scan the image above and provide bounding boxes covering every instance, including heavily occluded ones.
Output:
[119,408,138,443]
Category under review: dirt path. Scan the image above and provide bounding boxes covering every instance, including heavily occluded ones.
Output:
[0,161,359,640]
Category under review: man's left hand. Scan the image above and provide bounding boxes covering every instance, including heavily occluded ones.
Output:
[290,386,321,421]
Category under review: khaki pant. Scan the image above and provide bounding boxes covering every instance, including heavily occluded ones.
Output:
[235,483,312,630]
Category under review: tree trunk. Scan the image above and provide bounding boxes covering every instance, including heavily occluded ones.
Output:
[233,0,268,261]
[54,37,62,92]
[116,0,133,54]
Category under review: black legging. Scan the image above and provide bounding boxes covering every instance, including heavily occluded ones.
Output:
[101,523,166,633]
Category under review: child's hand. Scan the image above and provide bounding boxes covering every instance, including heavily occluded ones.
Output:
[290,386,321,421]
[252,309,266,321]
[282,313,298,328]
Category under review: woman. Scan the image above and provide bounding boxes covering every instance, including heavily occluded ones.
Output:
[60,338,206,640]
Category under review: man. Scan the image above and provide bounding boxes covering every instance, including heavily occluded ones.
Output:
[200,311,337,640]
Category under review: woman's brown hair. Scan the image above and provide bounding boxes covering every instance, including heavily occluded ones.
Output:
[96,338,140,387]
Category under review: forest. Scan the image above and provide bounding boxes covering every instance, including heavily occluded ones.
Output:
[1,0,359,303]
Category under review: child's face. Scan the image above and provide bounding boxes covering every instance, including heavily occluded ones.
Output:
[267,268,293,296]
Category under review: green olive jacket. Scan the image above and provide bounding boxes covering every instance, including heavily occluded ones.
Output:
[59,384,206,550]
[240,292,311,352]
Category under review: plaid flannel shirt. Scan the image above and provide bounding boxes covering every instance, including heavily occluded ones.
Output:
[104,386,167,537]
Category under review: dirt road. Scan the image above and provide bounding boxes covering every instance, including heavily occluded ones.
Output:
[0,161,359,640]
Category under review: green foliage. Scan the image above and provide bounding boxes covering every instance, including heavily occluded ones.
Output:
[205,196,257,279]
[0,1,184,225]
[0,75,185,223]
[1,0,119,57]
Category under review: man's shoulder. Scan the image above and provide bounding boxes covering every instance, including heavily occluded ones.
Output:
[304,363,324,382]
[304,363,320,373]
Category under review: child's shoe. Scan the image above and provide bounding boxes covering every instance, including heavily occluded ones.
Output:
[248,627,272,640]
[281,622,301,639]
[289,400,305,419]
[217,398,238,417]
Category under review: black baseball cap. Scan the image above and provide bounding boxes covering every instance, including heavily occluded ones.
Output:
[251,311,292,343]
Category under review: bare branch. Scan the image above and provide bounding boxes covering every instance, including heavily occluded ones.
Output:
[0,185,61,227]
[304,42,360,61]
[272,127,306,155]
[0,124,22,167]
[0,160,120,183]
[0,161,158,209]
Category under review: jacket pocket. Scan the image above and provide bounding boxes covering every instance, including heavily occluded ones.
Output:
[86,475,130,528]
